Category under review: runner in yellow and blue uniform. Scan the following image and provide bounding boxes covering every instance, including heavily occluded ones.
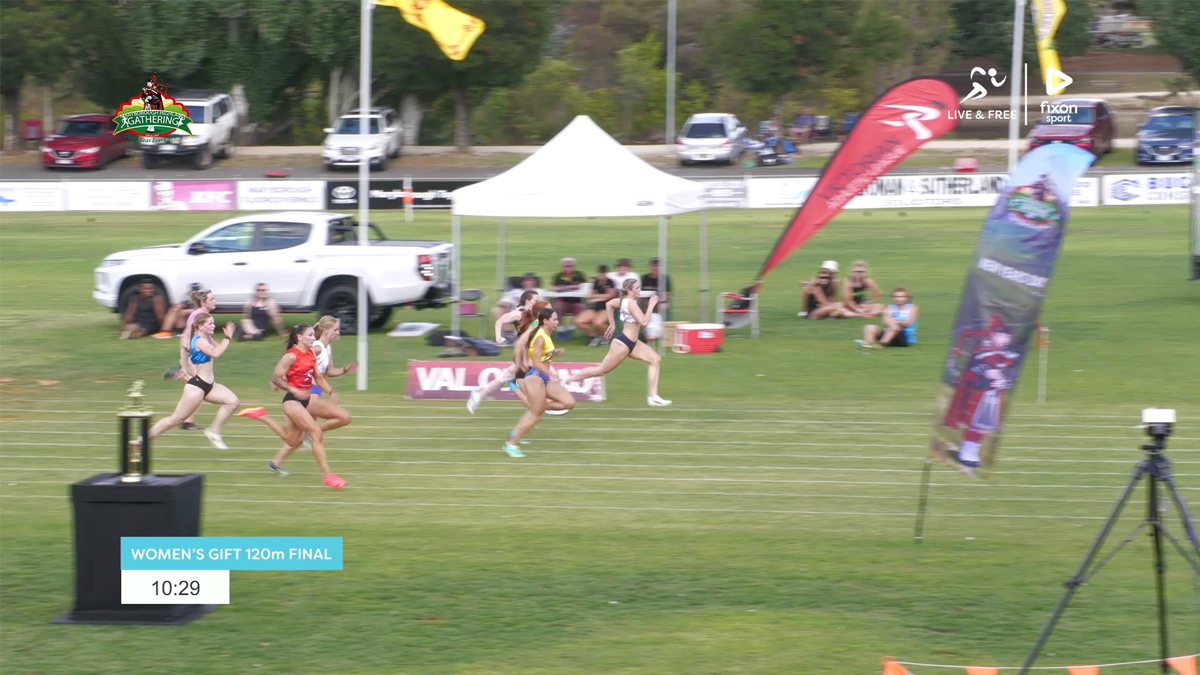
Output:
[504,307,576,457]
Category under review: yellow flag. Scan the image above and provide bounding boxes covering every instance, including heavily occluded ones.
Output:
[376,0,485,61]
[1028,0,1066,88]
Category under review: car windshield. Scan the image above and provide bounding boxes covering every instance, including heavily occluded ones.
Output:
[58,120,105,136]
[1144,115,1194,132]
[178,106,208,124]
[1040,107,1095,125]
[685,122,727,139]
[335,118,382,134]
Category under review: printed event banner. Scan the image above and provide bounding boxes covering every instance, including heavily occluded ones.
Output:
[236,180,325,210]
[1102,173,1190,205]
[406,360,605,401]
[326,180,476,210]
[151,180,236,211]
[66,181,151,211]
[746,175,1099,210]
[0,181,65,211]
[930,144,1095,477]
[757,78,959,278]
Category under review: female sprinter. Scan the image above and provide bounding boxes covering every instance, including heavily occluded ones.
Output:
[292,314,357,456]
[503,307,576,457]
[562,279,671,407]
[237,325,345,489]
[466,291,539,414]
[148,312,240,449]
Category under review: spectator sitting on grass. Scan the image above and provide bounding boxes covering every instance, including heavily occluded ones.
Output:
[153,281,202,338]
[550,257,588,326]
[240,283,286,340]
[856,288,918,350]
[492,273,542,325]
[574,264,616,346]
[840,261,883,318]
[121,281,167,339]
[799,260,842,320]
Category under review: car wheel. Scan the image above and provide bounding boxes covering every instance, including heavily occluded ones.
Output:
[218,138,235,160]
[143,153,159,169]
[369,307,393,330]
[376,154,389,172]
[192,146,213,170]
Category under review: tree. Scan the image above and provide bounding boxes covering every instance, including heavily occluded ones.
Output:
[950,0,1093,67]
[0,1,70,148]
[703,0,861,127]
[373,0,563,149]
[1142,0,1200,85]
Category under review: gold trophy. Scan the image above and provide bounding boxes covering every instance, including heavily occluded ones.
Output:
[117,381,154,483]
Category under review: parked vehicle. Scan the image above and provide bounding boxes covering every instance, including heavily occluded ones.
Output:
[676,113,746,166]
[40,114,131,169]
[1026,98,1115,156]
[93,212,453,333]
[322,107,404,171]
[141,89,240,170]
[1135,106,1195,165]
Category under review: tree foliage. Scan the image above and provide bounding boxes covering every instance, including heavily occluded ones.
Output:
[951,0,1093,66]
[1142,0,1200,84]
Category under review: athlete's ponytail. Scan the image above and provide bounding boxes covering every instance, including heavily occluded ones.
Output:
[516,300,551,335]
[286,324,312,351]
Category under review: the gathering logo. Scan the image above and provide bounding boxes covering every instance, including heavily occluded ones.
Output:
[960,67,1007,104]
[113,75,192,140]
[1005,174,1060,227]
[879,105,942,141]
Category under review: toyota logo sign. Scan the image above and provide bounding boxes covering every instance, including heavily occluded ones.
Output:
[331,186,356,200]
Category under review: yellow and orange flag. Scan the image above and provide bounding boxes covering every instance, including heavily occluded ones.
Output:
[375,0,485,61]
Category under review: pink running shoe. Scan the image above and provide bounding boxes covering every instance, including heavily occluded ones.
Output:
[237,407,267,420]
[323,474,345,489]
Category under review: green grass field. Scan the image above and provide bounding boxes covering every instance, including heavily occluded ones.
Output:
[1,206,1198,674]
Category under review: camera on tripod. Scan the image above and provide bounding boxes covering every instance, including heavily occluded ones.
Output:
[1142,407,1176,451]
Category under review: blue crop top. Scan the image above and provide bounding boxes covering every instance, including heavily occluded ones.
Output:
[189,335,212,364]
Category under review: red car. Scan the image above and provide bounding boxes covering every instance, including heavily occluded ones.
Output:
[1026,98,1116,156]
[41,114,131,169]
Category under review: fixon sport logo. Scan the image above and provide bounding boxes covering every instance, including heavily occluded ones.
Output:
[1110,178,1140,202]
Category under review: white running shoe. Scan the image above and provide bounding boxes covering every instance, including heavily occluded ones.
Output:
[545,409,569,416]
[467,390,481,415]
[204,428,228,450]
[647,395,672,407]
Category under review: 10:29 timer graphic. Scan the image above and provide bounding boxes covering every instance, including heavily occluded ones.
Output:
[151,578,202,597]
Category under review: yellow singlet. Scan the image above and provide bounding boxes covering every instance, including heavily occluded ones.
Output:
[527,328,556,364]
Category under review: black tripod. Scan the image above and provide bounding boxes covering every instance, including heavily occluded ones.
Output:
[1019,428,1200,674]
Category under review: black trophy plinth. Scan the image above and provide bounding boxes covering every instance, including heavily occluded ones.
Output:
[53,473,215,625]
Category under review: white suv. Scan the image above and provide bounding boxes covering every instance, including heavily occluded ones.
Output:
[322,107,403,171]
[141,89,240,170]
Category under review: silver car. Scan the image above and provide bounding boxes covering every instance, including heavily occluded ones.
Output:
[676,113,746,166]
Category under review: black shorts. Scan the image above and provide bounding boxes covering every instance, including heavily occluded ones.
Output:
[186,375,213,396]
[282,392,310,408]
[614,332,639,352]
[136,319,160,334]
[884,331,911,348]
[806,296,821,313]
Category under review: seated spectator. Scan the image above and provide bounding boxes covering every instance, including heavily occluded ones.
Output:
[841,261,883,318]
[550,257,588,325]
[240,283,286,340]
[640,257,673,319]
[154,281,202,337]
[856,288,918,350]
[492,273,542,323]
[606,258,639,289]
[799,260,842,320]
[575,264,615,346]
[494,289,539,344]
[789,108,815,144]
[121,281,167,339]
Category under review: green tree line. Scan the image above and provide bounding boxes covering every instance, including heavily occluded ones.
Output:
[3,0,1194,148]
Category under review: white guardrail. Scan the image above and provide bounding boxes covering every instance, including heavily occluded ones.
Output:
[0,173,1190,212]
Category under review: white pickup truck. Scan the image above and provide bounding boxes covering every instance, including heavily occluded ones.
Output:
[94,212,453,332]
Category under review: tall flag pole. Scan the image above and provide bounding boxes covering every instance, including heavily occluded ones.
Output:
[356,0,373,391]
[1008,0,1027,173]
[754,78,959,284]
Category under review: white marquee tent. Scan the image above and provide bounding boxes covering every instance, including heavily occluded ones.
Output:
[449,115,712,347]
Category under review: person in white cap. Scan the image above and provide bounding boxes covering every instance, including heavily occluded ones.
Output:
[798,261,843,319]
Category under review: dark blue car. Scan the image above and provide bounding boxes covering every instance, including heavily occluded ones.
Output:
[1135,106,1195,165]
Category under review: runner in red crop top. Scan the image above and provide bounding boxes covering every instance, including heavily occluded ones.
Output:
[235,324,345,489]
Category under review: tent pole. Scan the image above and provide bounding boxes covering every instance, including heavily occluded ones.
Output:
[658,214,667,355]
[451,214,461,338]
[699,210,709,323]
[355,0,372,392]
[496,218,507,300]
